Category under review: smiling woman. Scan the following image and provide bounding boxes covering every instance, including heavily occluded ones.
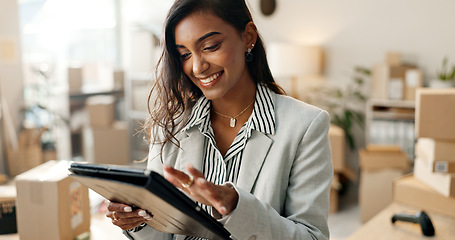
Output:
[105,1,333,240]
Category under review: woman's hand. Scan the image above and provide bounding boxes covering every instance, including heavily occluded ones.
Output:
[105,201,153,230]
[163,164,239,216]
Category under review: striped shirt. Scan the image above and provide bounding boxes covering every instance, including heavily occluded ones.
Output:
[181,84,275,240]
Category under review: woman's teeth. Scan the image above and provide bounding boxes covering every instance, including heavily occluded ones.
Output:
[200,72,221,84]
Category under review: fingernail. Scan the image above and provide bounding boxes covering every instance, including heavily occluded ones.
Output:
[145,215,153,220]
[138,210,147,217]
[197,178,206,184]
[221,207,227,214]
[124,206,132,212]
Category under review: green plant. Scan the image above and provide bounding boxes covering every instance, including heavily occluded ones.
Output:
[302,67,370,150]
[437,57,455,81]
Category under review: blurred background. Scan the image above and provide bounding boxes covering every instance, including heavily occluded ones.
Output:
[1,0,455,239]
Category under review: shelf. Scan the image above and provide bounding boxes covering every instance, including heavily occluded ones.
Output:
[370,111,415,121]
[366,99,416,159]
[368,98,415,108]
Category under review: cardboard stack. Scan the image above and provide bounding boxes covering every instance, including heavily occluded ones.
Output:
[15,161,91,240]
[393,174,455,218]
[6,128,45,177]
[371,52,422,101]
[328,125,356,213]
[413,88,455,198]
[358,144,410,222]
[83,95,130,165]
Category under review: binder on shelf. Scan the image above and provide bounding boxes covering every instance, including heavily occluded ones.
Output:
[68,162,231,240]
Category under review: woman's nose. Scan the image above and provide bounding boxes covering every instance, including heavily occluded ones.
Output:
[192,54,209,74]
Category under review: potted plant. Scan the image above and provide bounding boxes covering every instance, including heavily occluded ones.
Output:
[301,66,370,150]
[430,57,455,88]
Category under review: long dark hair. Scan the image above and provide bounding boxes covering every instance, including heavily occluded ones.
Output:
[144,0,284,153]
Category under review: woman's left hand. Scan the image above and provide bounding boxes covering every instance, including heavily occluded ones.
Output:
[163,164,239,216]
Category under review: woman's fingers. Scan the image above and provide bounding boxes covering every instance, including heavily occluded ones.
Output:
[106,200,133,212]
[163,165,194,188]
[105,201,153,230]
[186,164,205,179]
[163,164,239,215]
[195,178,230,215]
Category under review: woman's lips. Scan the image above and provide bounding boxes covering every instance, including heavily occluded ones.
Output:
[199,72,222,84]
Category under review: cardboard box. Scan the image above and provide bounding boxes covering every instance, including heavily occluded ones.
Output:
[415,88,455,141]
[415,138,455,173]
[329,124,345,172]
[113,69,124,89]
[83,122,130,165]
[404,69,423,101]
[385,52,401,66]
[393,174,455,218]
[371,64,416,100]
[86,95,115,127]
[15,161,90,240]
[359,145,410,171]
[330,174,341,213]
[0,185,17,234]
[413,158,455,197]
[68,67,83,92]
[6,145,43,177]
[7,128,45,176]
[359,168,404,222]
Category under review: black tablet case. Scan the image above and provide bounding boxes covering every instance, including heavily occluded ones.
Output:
[68,162,231,240]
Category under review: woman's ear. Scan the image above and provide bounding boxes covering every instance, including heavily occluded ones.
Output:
[243,22,258,51]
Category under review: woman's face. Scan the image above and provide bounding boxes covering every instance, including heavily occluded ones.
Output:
[174,11,253,101]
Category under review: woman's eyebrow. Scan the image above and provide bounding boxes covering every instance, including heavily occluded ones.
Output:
[176,31,221,48]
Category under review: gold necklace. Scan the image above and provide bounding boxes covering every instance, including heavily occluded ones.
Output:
[212,100,255,128]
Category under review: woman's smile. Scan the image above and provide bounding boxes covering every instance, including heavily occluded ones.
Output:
[198,71,223,85]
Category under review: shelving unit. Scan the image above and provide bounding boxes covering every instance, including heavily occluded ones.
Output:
[365,99,416,160]
[124,72,154,163]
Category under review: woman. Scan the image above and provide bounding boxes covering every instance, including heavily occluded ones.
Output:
[106,0,333,239]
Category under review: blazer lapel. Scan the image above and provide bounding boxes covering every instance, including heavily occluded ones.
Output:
[237,131,273,192]
[177,127,205,172]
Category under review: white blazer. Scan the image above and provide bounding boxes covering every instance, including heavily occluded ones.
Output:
[128,92,333,240]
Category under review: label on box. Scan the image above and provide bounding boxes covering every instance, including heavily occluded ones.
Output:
[434,161,449,173]
[1,200,15,218]
[70,182,83,229]
[389,78,403,100]
[405,69,420,87]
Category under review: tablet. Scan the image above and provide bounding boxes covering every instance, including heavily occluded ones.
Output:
[69,162,231,240]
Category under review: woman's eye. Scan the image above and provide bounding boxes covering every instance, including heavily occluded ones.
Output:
[180,52,191,60]
[203,43,220,51]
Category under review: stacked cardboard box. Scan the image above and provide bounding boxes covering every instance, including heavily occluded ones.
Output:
[6,128,45,177]
[83,96,130,165]
[328,125,356,213]
[413,88,455,198]
[358,144,410,222]
[371,52,422,101]
[329,125,346,173]
[393,174,455,218]
[15,161,91,240]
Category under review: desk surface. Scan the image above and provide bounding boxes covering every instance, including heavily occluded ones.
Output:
[0,213,126,240]
[348,202,455,240]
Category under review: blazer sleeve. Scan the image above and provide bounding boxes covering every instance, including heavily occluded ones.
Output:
[221,110,333,240]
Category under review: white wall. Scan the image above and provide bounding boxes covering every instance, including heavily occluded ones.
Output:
[132,0,455,85]
[248,0,455,85]
[0,0,24,174]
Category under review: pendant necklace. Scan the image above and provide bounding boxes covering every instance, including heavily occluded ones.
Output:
[212,100,255,128]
